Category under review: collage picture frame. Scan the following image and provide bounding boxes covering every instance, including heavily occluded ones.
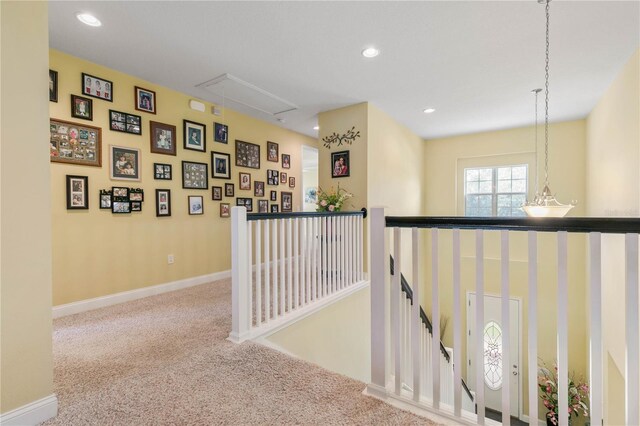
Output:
[235,140,260,169]
[50,118,102,167]
[182,161,208,189]
[82,72,113,102]
[109,110,141,135]
[156,189,171,217]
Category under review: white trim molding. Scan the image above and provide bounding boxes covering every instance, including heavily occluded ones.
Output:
[53,270,230,318]
[0,394,58,426]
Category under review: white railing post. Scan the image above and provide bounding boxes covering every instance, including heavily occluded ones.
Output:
[453,228,462,418]
[432,228,440,408]
[528,231,538,426]
[476,229,485,425]
[500,230,510,425]
[370,207,387,390]
[557,231,569,426]
[625,233,639,426]
[589,232,603,426]
[229,206,250,343]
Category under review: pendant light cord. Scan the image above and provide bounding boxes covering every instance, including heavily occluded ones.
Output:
[544,0,550,188]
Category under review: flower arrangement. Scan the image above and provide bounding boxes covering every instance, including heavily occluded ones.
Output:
[316,185,352,212]
[538,360,589,425]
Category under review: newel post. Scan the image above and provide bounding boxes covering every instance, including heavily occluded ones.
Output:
[370,207,387,390]
[229,206,250,343]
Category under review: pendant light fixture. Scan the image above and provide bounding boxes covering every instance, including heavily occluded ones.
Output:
[523,0,575,218]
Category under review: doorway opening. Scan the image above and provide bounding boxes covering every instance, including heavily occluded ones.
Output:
[301,145,318,212]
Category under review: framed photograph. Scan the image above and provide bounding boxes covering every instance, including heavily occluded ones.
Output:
[66,175,88,209]
[82,72,113,102]
[281,191,293,212]
[220,203,230,218]
[225,183,235,197]
[214,122,228,144]
[184,120,206,152]
[282,154,290,169]
[49,69,58,102]
[99,190,112,209]
[212,186,222,200]
[112,186,129,201]
[156,189,171,217]
[270,190,277,201]
[131,201,142,212]
[289,177,295,188]
[71,95,93,121]
[236,197,253,212]
[258,199,268,213]
[150,121,176,155]
[239,172,251,190]
[154,163,172,180]
[129,189,144,202]
[280,172,287,184]
[267,141,279,162]
[270,204,279,213]
[50,119,102,167]
[211,151,231,179]
[235,140,260,169]
[110,145,141,181]
[189,195,204,215]
[135,86,156,114]
[112,201,131,214]
[267,169,279,186]
[331,150,350,178]
[109,110,141,135]
[254,181,265,197]
[182,160,208,190]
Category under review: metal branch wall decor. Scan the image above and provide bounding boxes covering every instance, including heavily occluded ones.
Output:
[322,126,361,148]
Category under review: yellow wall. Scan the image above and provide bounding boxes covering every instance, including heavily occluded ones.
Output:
[49,50,317,306]
[586,48,640,422]
[1,0,55,414]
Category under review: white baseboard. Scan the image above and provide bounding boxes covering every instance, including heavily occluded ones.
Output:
[53,270,230,318]
[0,394,58,425]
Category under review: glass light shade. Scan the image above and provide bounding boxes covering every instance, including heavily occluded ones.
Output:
[522,185,575,218]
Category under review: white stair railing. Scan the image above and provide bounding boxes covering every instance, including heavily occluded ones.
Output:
[229,207,366,343]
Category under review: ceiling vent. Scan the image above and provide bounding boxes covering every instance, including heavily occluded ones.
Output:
[196,73,297,116]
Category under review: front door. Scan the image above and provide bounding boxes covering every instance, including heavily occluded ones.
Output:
[467,293,520,418]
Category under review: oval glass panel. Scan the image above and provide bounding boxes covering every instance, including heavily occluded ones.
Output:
[483,321,503,390]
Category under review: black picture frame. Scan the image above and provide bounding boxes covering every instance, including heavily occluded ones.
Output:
[270,204,279,213]
[281,191,292,212]
[131,201,142,212]
[236,197,253,212]
[211,151,231,179]
[49,69,58,102]
[214,122,228,144]
[112,186,130,202]
[112,201,131,214]
[71,95,93,121]
[212,186,222,200]
[154,163,172,180]
[99,190,112,209]
[129,188,144,202]
[82,72,113,102]
[258,199,268,213]
[331,150,350,178]
[282,153,290,169]
[156,189,171,217]
[254,181,265,197]
[235,140,260,169]
[110,145,141,181]
[270,190,277,201]
[267,141,279,162]
[109,110,141,135]
[220,203,230,218]
[150,121,177,156]
[267,169,279,186]
[225,183,235,197]
[66,175,89,209]
[184,120,206,152]
[188,195,204,215]
[182,161,208,190]
[135,86,156,114]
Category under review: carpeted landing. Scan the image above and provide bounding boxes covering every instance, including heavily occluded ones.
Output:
[43,278,436,425]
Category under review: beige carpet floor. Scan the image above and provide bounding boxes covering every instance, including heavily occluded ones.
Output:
[43,278,435,425]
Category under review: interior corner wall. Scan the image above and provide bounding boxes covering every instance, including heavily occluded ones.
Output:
[1,0,55,415]
[586,47,640,421]
[49,50,317,306]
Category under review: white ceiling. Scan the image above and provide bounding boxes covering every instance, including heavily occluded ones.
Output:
[48,1,639,140]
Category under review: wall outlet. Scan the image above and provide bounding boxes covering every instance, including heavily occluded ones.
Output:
[167,254,175,264]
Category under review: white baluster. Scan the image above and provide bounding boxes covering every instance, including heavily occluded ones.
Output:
[264,216,270,322]
[341,216,346,289]
[589,232,603,426]
[287,218,292,312]
[322,217,328,295]
[528,231,538,425]
[300,218,306,305]
[393,227,402,395]
[500,230,510,426]
[230,207,249,342]
[279,219,285,316]
[370,208,387,389]
[453,228,462,417]
[255,221,262,327]
[293,218,299,309]
[332,216,337,293]
[306,218,312,302]
[272,219,278,318]
[625,233,639,426]
[476,229,485,425]
[312,217,317,300]
[432,228,440,409]
[248,221,253,327]
[412,228,421,402]
[557,231,568,426]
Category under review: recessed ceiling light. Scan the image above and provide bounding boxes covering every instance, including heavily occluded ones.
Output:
[361,47,380,58]
[423,108,436,114]
[76,13,102,27]
[313,126,319,130]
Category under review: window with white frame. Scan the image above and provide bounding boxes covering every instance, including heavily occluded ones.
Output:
[464,165,527,217]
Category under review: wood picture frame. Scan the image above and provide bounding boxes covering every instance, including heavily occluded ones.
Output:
[289,177,295,188]
[281,191,293,212]
[66,175,89,209]
[135,86,156,114]
[156,189,171,217]
[220,203,230,218]
[239,172,251,190]
[235,140,260,169]
[182,160,208,190]
[154,163,172,180]
[109,110,141,135]
[267,141,279,162]
[258,199,268,213]
[211,151,231,179]
[282,153,290,169]
[212,186,222,200]
[71,94,93,121]
[50,118,102,167]
[225,183,235,197]
[254,181,265,197]
[331,150,350,178]
[280,172,287,184]
[188,195,204,215]
[150,121,176,155]
[184,120,206,152]
[82,72,113,102]
[49,69,58,102]
[110,145,141,181]
[214,122,228,144]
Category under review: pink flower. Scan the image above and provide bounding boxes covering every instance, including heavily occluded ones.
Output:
[320,200,327,207]
[328,205,335,211]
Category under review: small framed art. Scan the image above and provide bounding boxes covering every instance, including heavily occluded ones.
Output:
[236,197,253,212]
[150,121,176,155]
[109,110,141,135]
[182,161,208,189]
[129,189,144,202]
[82,73,113,102]
[258,199,268,213]
[184,120,206,152]
[50,119,101,167]
[66,175,88,210]
[281,191,293,212]
[189,195,204,215]
[212,186,222,200]
[235,140,260,169]
[211,151,231,179]
[49,70,58,102]
[71,95,93,121]
[110,145,141,181]
[112,186,129,201]
[254,181,265,197]
[99,190,112,209]
[280,172,287,184]
[270,190,277,201]
[214,122,228,143]
[131,202,142,212]
[154,163,172,180]
[331,150,350,178]
[220,203,230,218]
[267,169,279,186]
[289,177,295,188]
[135,86,156,114]
[270,204,279,213]
[112,201,131,214]
[282,154,290,169]
[239,172,251,190]
[225,183,235,197]
[267,141,279,162]
[156,189,171,217]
